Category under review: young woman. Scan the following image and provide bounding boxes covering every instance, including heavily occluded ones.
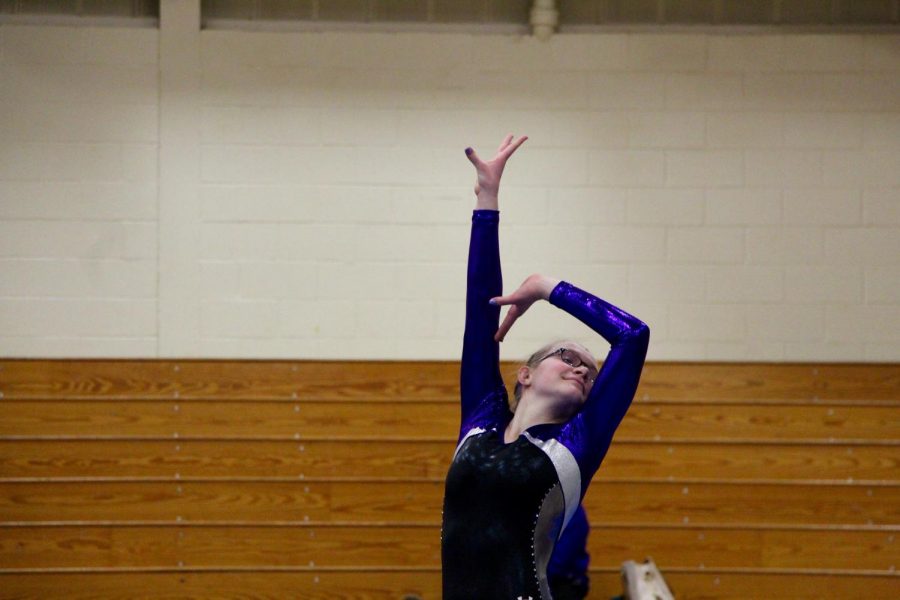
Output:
[441,135,649,599]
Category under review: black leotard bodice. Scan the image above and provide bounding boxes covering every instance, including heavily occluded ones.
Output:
[443,431,564,599]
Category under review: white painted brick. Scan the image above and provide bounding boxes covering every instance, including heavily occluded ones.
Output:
[648,340,707,360]
[393,263,463,302]
[280,224,358,262]
[548,34,629,71]
[504,225,589,263]
[863,114,900,149]
[319,261,400,301]
[669,304,744,342]
[820,151,867,188]
[316,186,394,224]
[783,35,865,72]
[626,188,704,225]
[864,36,900,71]
[707,341,785,362]
[665,74,742,110]
[435,300,464,339]
[357,300,435,339]
[0,336,156,357]
[306,299,357,338]
[588,74,666,109]
[745,150,822,187]
[706,266,784,303]
[866,267,900,304]
[198,261,240,300]
[121,144,159,183]
[666,150,743,187]
[506,148,589,186]
[784,341,864,362]
[199,337,321,359]
[202,106,321,145]
[586,112,631,149]
[865,343,900,361]
[863,150,900,187]
[746,305,825,342]
[705,189,782,225]
[351,224,463,263]
[620,302,667,341]
[323,108,402,146]
[443,70,589,111]
[589,150,665,186]
[0,182,156,220]
[200,146,357,184]
[200,223,280,260]
[628,112,705,148]
[705,112,783,148]
[200,300,279,338]
[329,67,445,111]
[0,259,157,298]
[6,63,158,105]
[316,33,472,71]
[5,102,158,143]
[202,31,318,69]
[742,73,824,110]
[392,187,470,225]
[826,305,900,343]
[237,261,317,300]
[785,266,864,304]
[745,227,824,265]
[783,188,861,225]
[822,74,900,111]
[82,28,158,66]
[202,64,301,107]
[1,26,84,64]
[626,34,706,72]
[561,265,630,304]
[0,299,156,336]
[587,226,666,263]
[0,221,156,259]
[668,227,743,264]
[200,185,318,223]
[825,229,900,266]
[546,188,627,225]
[784,113,863,149]
[707,35,783,72]
[629,265,705,302]
[863,188,900,225]
[0,142,124,181]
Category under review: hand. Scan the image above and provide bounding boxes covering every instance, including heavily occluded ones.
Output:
[465,134,528,209]
[490,274,560,342]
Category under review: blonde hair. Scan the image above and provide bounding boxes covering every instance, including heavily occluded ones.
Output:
[510,340,566,413]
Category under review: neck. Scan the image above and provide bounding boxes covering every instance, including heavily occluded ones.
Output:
[503,395,567,443]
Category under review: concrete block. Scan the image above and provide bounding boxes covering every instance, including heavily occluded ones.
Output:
[668,227,743,264]
[705,188,782,225]
[863,188,900,225]
[629,265,706,302]
[784,113,863,149]
[587,226,666,263]
[745,227,824,265]
[746,304,825,342]
[0,221,156,259]
[238,261,317,300]
[628,112,705,149]
[742,73,824,110]
[825,228,900,266]
[546,188,626,225]
[706,112,784,148]
[626,34,707,71]
[706,266,784,303]
[627,188,704,225]
[783,188,861,225]
[589,150,665,186]
[665,74,742,110]
[785,266,864,304]
[0,258,157,298]
[864,36,900,71]
[783,35,865,72]
[707,341,785,361]
[863,114,900,149]
[708,35,783,72]
[1,25,84,64]
[0,298,156,336]
[745,150,822,187]
[784,341,864,362]
[589,73,666,109]
[666,150,743,187]
[669,304,744,342]
[202,106,321,145]
[200,300,279,338]
[826,304,900,343]
[198,261,240,300]
[822,73,900,110]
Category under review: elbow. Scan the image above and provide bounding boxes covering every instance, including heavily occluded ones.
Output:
[625,321,650,353]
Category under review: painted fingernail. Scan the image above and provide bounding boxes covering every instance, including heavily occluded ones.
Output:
[465,147,473,156]
[488,298,498,305]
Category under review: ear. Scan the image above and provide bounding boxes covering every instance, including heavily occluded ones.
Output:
[516,366,531,386]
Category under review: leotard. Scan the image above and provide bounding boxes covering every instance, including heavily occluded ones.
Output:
[441,210,649,599]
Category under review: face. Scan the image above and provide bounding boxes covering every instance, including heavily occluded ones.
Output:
[518,341,598,415]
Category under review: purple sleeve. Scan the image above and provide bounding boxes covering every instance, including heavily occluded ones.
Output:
[458,210,508,438]
[551,281,649,492]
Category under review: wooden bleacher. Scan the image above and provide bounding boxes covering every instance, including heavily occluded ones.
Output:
[0,360,897,599]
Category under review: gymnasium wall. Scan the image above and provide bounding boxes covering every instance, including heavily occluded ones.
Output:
[0,21,899,361]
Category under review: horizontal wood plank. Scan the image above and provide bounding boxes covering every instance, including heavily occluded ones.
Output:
[1,571,898,600]
[2,481,898,526]
[3,440,898,482]
[2,401,896,441]
[3,360,897,402]
[2,525,897,571]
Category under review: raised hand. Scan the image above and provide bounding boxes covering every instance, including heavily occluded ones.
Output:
[465,134,528,210]
[490,273,560,342]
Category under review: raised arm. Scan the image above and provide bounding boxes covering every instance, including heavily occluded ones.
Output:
[459,136,527,429]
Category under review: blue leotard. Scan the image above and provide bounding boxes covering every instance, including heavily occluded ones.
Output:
[441,210,649,599]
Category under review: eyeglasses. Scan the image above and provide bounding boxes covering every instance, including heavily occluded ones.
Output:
[538,348,598,385]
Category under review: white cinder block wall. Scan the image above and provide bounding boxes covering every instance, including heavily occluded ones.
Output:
[0,23,898,362]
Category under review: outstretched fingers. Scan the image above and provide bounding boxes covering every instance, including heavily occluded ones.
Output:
[500,135,528,160]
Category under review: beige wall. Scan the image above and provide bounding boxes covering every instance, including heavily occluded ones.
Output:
[0,23,898,361]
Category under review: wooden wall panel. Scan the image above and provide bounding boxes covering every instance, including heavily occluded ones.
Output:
[1,360,897,599]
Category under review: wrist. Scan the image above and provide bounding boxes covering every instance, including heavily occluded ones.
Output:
[475,193,499,211]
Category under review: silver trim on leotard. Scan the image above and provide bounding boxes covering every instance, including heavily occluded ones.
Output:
[523,431,581,536]
[453,427,487,460]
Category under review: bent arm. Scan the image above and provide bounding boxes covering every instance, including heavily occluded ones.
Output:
[550,281,649,477]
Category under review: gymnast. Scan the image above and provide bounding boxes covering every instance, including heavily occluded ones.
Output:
[441,135,649,599]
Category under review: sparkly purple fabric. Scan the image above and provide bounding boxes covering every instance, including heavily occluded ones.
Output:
[459,209,649,498]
